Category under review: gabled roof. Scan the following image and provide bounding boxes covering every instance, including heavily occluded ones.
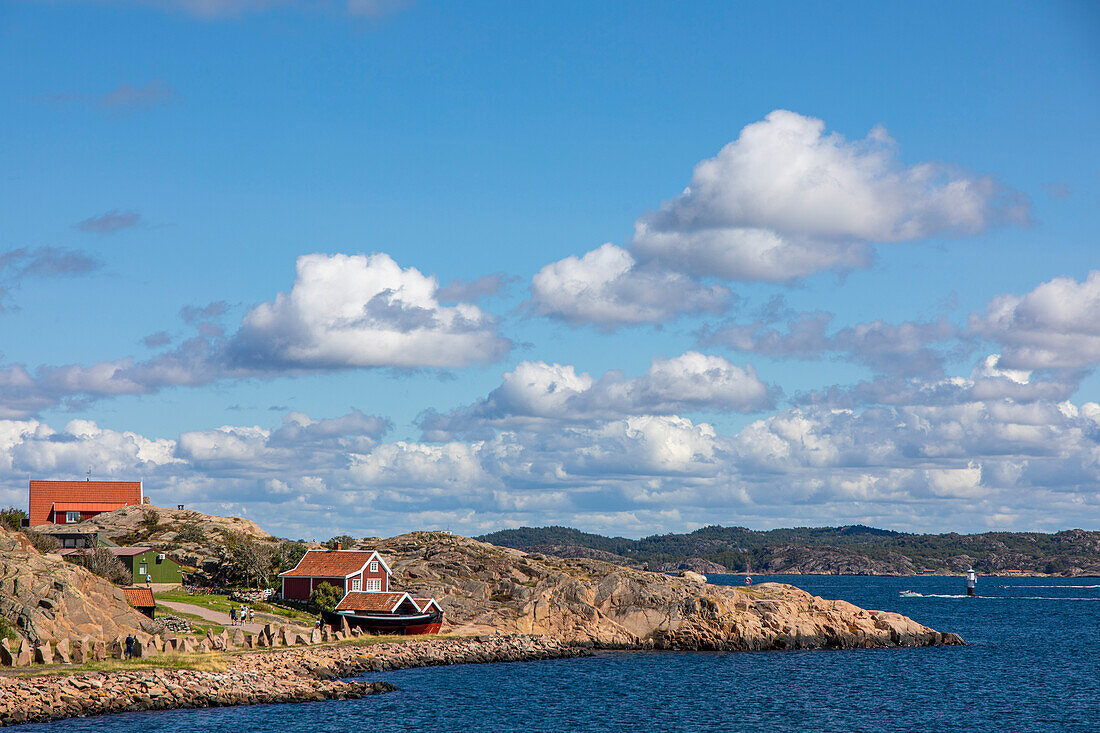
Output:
[278,549,391,578]
[413,598,441,613]
[335,591,413,613]
[121,587,155,608]
[28,480,142,526]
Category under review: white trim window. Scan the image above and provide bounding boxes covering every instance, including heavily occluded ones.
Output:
[65,511,81,523]
[369,561,378,573]
[365,578,381,592]
[351,578,361,591]
[138,563,148,576]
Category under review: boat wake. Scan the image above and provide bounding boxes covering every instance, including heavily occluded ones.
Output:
[899,591,1100,601]
[1016,584,1100,589]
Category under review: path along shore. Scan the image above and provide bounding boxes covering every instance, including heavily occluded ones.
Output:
[0,635,588,727]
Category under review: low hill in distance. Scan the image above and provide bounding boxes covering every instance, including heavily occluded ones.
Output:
[476,525,1100,576]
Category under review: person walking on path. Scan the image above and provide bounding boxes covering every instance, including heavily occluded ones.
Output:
[230,607,238,625]
[248,607,254,623]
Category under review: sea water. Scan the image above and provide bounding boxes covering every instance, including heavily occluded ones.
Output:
[19,575,1100,732]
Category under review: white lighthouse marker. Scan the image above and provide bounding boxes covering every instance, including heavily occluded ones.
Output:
[966,568,978,597]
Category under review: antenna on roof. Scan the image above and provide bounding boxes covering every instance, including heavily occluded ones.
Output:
[86,467,92,482]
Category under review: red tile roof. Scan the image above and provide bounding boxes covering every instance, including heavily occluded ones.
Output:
[121,587,155,608]
[335,592,408,612]
[53,502,132,512]
[29,480,142,526]
[279,550,386,578]
[414,598,441,612]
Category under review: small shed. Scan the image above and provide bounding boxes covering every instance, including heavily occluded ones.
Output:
[121,587,156,619]
[61,546,182,584]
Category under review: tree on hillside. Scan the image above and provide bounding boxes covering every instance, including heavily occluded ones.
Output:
[272,541,308,576]
[73,549,133,586]
[309,582,342,612]
[141,509,161,533]
[325,535,356,550]
[174,521,206,544]
[0,507,27,531]
[212,532,276,588]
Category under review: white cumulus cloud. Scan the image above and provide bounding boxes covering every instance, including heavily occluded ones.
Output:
[418,351,773,439]
[530,244,729,330]
[971,270,1100,370]
[230,253,511,369]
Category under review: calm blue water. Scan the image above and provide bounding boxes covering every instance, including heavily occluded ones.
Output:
[21,576,1100,732]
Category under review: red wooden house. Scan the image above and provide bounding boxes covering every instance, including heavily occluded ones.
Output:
[278,548,392,601]
[28,480,143,527]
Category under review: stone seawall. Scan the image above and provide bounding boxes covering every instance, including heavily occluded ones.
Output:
[0,635,587,727]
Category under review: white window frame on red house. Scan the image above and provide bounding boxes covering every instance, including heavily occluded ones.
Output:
[351,578,361,591]
[65,511,81,523]
[369,561,378,572]
[365,578,381,592]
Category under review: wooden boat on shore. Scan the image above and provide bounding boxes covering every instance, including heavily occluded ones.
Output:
[324,592,444,635]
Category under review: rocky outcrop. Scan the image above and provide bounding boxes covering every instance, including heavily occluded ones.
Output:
[58,504,272,544]
[0,667,395,727]
[0,635,581,726]
[375,533,963,650]
[0,527,161,645]
[753,546,919,575]
[655,558,729,574]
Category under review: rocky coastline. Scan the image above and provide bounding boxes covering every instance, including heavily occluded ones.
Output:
[0,635,585,727]
[1,527,966,728]
[0,616,965,727]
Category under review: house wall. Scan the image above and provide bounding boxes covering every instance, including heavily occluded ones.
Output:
[126,550,182,584]
[282,576,348,601]
[51,509,105,525]
[363,563,390,592]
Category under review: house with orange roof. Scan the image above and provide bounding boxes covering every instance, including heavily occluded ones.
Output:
[27,480,143,527]
[279,546,444,634]
[277,546,392,601]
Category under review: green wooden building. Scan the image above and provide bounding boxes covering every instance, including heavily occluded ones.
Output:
[114,547,182,584]
[62,546,182,584]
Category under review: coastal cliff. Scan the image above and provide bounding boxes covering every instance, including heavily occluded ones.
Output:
[377,532,963,650]
[0,527,160,645]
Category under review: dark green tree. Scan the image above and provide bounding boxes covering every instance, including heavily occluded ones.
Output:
[309,582,343,612]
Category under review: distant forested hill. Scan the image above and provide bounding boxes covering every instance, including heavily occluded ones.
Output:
[476,525,1100,576]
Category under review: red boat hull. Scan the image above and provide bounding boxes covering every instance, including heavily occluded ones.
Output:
[404,621,443,635]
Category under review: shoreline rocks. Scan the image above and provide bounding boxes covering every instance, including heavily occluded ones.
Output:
[0,635,581,727]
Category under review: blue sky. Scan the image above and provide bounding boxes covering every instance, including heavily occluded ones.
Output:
[1,0,1098,539]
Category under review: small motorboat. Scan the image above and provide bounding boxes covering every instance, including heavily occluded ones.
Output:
[899,590,923,597]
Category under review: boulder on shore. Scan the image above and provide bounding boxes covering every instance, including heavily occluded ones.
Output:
[370,532,964,651]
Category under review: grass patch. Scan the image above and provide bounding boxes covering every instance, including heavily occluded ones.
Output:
[155,608,225,638]
[11,653,227,677]
[154,591,234,614]
[154,592,315,624]
[0,617,21,644]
